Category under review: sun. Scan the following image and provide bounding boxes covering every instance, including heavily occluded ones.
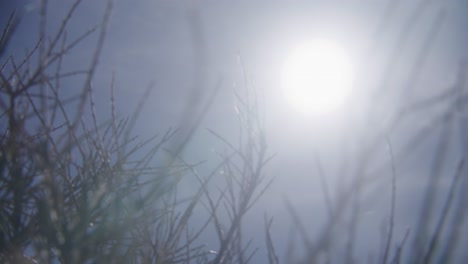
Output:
[281,39,355,116]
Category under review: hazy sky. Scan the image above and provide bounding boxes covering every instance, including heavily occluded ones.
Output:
[1,0,467,262]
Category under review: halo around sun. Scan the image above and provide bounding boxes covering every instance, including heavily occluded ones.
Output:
[281,39,355,116]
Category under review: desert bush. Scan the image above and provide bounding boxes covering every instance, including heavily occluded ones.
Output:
[0,1,272,263]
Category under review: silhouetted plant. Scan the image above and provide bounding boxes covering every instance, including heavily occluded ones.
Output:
[0,1,271,263]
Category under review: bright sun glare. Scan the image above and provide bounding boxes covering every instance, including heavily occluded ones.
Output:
[281,39,354,116]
